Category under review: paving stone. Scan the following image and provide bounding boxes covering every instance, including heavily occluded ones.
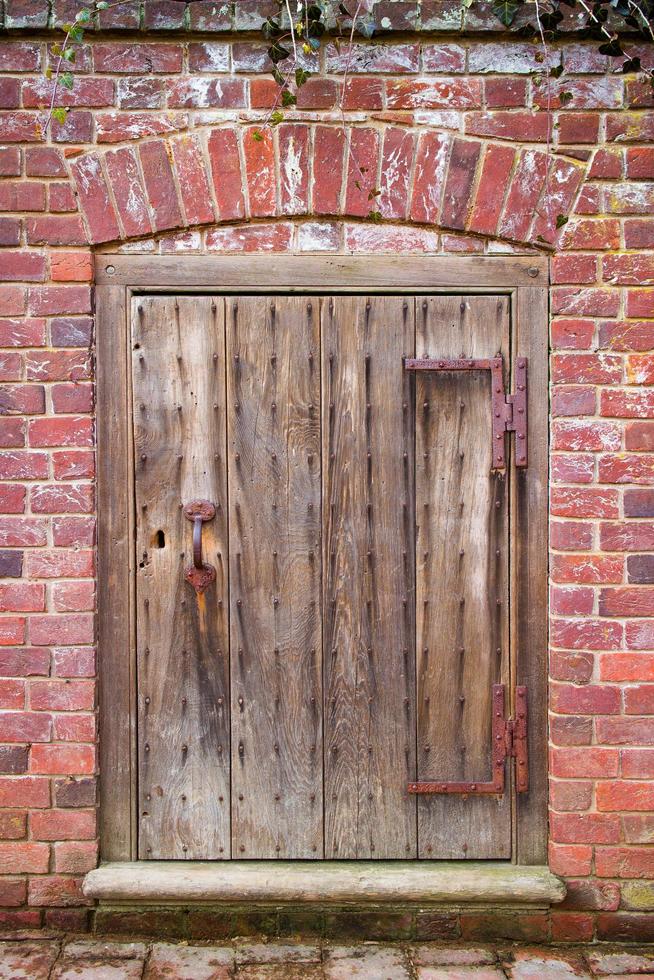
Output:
[413,946,497,967]
[53,959,145,980]
[587,953,654,976]
[505,951,591,980]
[237,967,324,979]
[324,945,411,979]
[235,942,321,964]
[145,943,234,979]
[0,941,60,980]
[417,969,506,980]
[63,940,148,960]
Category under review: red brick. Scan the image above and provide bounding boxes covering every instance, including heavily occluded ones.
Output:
[551,747,619,779]
[168,77,245,109]
[52,517,95,549]
[548,843,593,876]
[600,587,654,616]
[551,586,594,617]
[93,42,183,73]
[28,874,86,907]
[387,78,481,109]
[627,147,654,179]
[0,217,20,246]
[0,451,48,480]
[26,350,91,381]
[52,383,94,414]
[277,125,309,217]
[102,146,152,238]
[28,286,91,318]
[589,148,623,180]
[410,131,450,225]
[498,148,548,242]
[0,841,49,873]
[25,146,65,177]
[28,417,93,449]
[54,839,98,874]
[466,110,549,142]
[622,747,654,775]
[557,112,601,145]
[50,252,94,283]
[344,128,381,219]
[26,216,87,247]
[550,913,594,943]
[551,554,623,584]
[0,418,24,449]
[550,715,593,746]
[563,218,621,251]
[484,78,527,107]
[0,810,27,839]
[50,316,93,348]
[0,582,44,613]
[29,746,95,779]
[117,77,165,110]
[0,678,24,708]
[343,78,384,111]
[597,716,654,744]
[602,522,654,551]
[553,420,620,453]
[29,679,94,711]
[0,549,23,576]
[55,713,95,742]
[550,649,594,681]
[551,255,597,285]
[138,139,184,232]
[601,654,654,683]
[0,517,47,547]
[0,486,26,515]
[551,385,596,416]
[551,487,619,518]
[25,550,94,578]
[624,814,654,843]
[550,811,621,844]
[561,879,621,912]
[378,128,415,220]
[553,354,623,386]
[551,682,621,714]
[69,154,120,245]
[96,111,185,144]
[532,157,585,245]
[206,223,293,254]
[0,646,49,676]
[626,291,654,318]
[551,521,593,551]
[607,112,654,142]
[0,287,26,317]
[599,452,654,483]
[344,224,439,253]
[170,134,215,226]
[624,685,654,714]
[604,254,654,286]
[207,128,245,221]
[0,111,43,143]
[29,613,94,646]
[440,138,481,231]
[552,288,620,318]
[0,147,20,176]
[468,143,515,237]
[624,219,654,249]
[0,180,46,212]
[596,846,654,878]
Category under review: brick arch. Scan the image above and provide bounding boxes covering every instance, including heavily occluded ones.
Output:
[67,123,587,251]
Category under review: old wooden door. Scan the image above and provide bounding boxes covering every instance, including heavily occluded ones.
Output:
[132,291,523,861]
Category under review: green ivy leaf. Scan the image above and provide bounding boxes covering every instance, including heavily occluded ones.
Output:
[281,89,297,106]
[491,0,521,27]
[295,67,311,87]
[549,64,564,78]
[52,107,68,124]
[45,67,53,79]
[251,130,264,142]
[558,90,573,104]
[555,214,569,229]
[270,109,285,125]
[368,209,382,222]
[75,7,92,23]
[61,72,75,90]
[63,47,76,62]
[96,1,110,8]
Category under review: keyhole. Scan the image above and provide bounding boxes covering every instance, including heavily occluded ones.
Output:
[155,530,165,549]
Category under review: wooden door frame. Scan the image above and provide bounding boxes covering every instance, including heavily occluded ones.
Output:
[96,254,549,866]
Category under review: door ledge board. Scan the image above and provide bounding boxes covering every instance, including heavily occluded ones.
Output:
[84,862,565,906]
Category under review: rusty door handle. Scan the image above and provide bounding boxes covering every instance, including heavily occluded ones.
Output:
[183,499,216,593]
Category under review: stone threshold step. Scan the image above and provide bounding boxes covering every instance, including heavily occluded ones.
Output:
[84,861,565,906]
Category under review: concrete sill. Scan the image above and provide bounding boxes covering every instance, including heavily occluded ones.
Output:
[83,862,565,907]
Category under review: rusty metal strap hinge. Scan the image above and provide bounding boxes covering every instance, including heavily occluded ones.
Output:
[404,355,528,470]
[408,685,529,798]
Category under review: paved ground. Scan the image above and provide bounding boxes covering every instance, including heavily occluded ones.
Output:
[0,938,653,979]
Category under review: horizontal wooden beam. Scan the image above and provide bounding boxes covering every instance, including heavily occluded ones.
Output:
[95,255,548,289]
[84,862,565,906]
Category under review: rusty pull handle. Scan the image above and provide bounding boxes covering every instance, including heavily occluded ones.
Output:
[183,499,216,594]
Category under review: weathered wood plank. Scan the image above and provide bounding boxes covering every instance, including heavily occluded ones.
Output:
[514,285,549,865]
[322,296,416,859]
[96,255,548,289]
[133,296,230,860]
[97,284,133,861]
[227,296,322,859]
[415,295,511,859]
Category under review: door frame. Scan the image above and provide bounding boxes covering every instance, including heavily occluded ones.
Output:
[95,254,549,865]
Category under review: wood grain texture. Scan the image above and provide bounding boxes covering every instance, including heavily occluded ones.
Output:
[96,255,548,289]
[322,296,416,859]
[227,296,322,859]
[514,286,549,865]
[133,296,230,860]
[415,295,511,860]
[97,284,134,861]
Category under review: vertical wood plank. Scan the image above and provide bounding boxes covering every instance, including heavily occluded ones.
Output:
[133,295,230,860]
[97,283,133,861]
[514,285,549,865]
[227,296,322,859]
[323,296,416,859]
[415,295,511,859]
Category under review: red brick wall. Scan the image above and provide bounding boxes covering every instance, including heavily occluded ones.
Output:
[1,1,654,940]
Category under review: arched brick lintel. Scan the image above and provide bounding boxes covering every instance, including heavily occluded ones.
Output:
[67,124,587,252]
